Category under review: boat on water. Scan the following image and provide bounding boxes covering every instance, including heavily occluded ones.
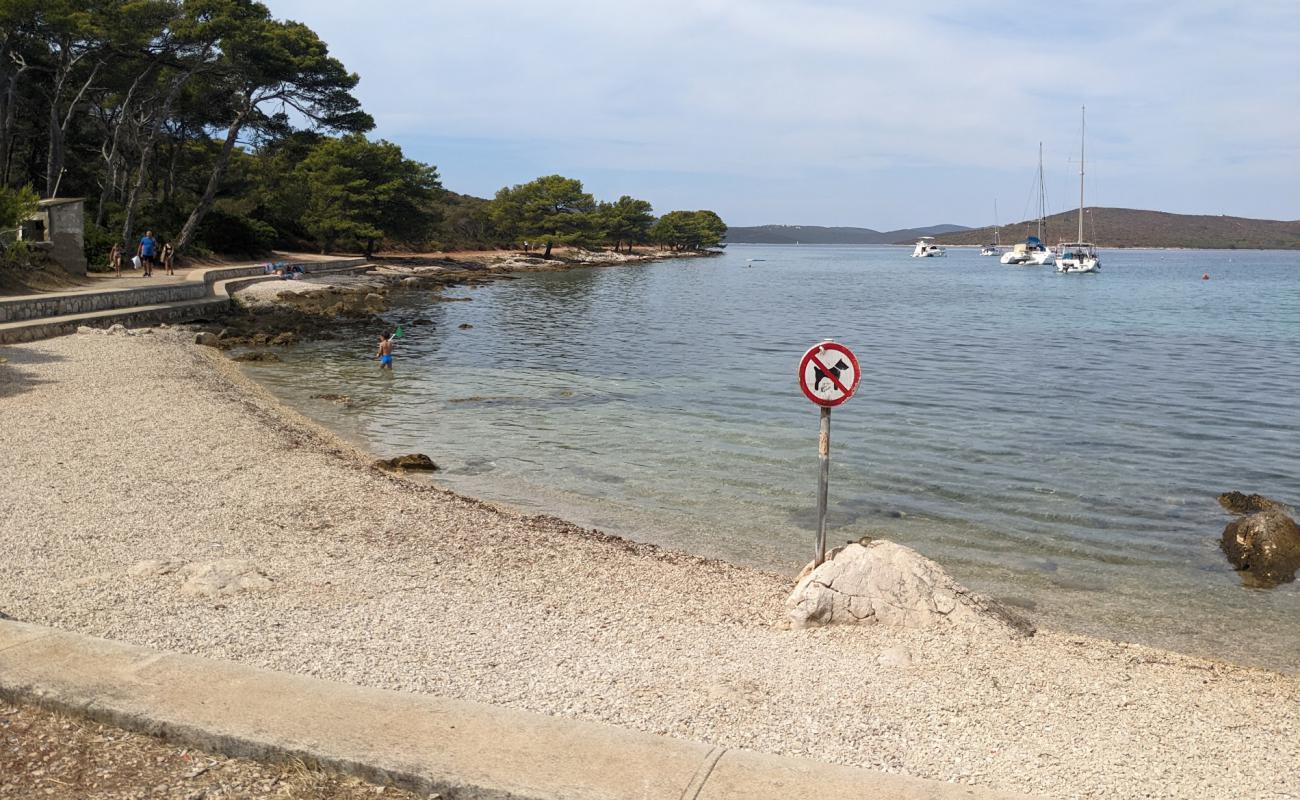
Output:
[980,201,1003,256]
[1000,235,1051,265]
[1001,143,1054,266]
[911,237,946,258]
[1057,106,1101,275]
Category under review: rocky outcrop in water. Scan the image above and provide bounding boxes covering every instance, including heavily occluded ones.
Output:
[375,453,438,472]
[1217,492,1287,515]
[1219,494,1300,588]
[230,351,282,363]
[787,540,1034,636]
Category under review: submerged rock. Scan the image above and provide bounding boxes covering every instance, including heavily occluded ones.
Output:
[1221,508,1300,588]
[787,540,1034,636]
[374,453,438,472]
[230,351,282,363]
[312,393,352,406]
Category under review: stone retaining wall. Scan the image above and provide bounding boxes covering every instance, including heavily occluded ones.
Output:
[0,259,367,323]
[0,299,233,344]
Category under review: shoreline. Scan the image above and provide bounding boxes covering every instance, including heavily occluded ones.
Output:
[1,331,1297,799]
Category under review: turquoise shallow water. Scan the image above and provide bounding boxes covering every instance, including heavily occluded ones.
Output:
[248,245,1300,672]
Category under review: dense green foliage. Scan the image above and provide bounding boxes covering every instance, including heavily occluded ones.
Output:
[295,135,440,256]
[0,185,38,237]
[490,175,598,257]
[0,0,724,262]
[649,210,727,251]
[598,196,655,253]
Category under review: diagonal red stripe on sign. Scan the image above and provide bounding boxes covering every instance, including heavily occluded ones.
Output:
[810,353,851,396]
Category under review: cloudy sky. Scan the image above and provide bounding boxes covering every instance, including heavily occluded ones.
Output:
[273,0,1298,230]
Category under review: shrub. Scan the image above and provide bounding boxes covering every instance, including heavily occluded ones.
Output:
[195,209,276,256]
[83,221,119,271]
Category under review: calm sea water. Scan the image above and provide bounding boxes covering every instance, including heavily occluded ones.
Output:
[248,245,1300,672]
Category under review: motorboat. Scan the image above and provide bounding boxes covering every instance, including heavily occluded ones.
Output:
[911,237,946,258]
[1056,107,1102,275]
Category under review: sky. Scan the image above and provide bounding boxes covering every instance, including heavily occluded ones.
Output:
[270,0,1300,230]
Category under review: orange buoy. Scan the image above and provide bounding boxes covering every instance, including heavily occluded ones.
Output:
[1202,273,1210,280]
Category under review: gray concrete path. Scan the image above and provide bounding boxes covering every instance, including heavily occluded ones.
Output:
[0,256,370,343]
[0,620,1034,800]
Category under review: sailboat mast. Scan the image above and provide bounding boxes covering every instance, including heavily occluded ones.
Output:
[1037,142,1044,241]
[1078,106,1086,243]
[994,199,1000,245]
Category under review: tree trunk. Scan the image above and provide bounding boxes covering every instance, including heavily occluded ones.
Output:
[123,73,197,245]
[543,240,553,258]
[0,64,24,187]
[45,76,65,196]
[176,113,246,254]
[364,237,375,258]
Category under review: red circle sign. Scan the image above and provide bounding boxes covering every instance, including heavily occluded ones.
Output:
[798,341,860,407]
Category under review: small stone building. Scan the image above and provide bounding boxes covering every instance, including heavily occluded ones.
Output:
[20,197,87,275]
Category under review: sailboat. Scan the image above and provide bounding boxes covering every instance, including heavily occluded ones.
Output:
[1056,106,1101,274]
[979,200,1002,256]
[1001,143,1055,266]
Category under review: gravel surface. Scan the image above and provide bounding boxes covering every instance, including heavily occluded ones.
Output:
[1,331,1297,800]
[0,701,423,798]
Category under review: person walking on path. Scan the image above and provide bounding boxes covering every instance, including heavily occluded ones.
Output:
[375,333,394,370]
[108,243,123,278]
[161,241,175,276]
[137,231,157,277]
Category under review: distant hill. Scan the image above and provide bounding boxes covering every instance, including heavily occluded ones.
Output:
[932,208,1300,250]
[726,223,968,245]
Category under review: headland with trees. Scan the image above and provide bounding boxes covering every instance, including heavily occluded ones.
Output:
[0,0,726,273]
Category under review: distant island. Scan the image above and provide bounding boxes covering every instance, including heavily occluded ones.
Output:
[934,208,1300,250]
[729,209,1300,250]
[725,223,968,245]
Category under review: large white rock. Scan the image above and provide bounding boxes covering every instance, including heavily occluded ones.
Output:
[787,540,1033,636]
[178,559,272,596]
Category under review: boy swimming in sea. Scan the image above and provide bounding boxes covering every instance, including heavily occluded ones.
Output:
[376,333,394,370]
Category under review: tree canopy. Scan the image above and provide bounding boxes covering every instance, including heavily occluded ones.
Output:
[649,210,727,251]
[295,134,440,256]
[597,195,654,253]
[489,174,598,257]
[0,1,724,267]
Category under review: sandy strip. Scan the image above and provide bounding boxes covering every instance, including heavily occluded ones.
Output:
[1,331,1296,800]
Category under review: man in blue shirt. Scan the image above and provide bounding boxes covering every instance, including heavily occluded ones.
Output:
[138,230,157,277]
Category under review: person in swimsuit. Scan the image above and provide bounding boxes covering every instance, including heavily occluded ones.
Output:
[161,241,175,275]
[376,333,394,370]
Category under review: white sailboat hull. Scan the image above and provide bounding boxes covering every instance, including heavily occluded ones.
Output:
[1029,250,1056,266]
[1056,257,1100,273]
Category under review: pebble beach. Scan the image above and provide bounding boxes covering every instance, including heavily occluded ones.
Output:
[1,330,1297,800]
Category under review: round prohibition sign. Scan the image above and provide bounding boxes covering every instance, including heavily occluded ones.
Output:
[798,341,860,407]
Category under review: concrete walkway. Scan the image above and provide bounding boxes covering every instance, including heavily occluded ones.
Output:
[0,255,370,343]
[0,620,1034,800]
